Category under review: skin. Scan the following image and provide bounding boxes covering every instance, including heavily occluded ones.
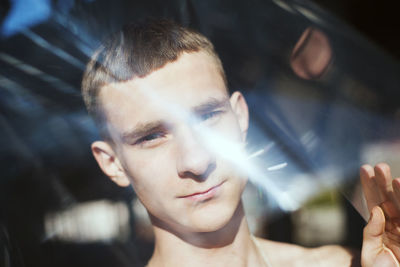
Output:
[94,51,249,236]
[91,51,265,266]
[90,50,397,266]
[361,163,400,267]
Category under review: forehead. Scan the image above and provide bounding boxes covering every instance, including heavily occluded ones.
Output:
[100,51,228,132]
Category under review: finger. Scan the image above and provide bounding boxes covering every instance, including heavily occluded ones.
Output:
[386,218,400,235]
[375,163,400,219]
[361,206,400,267]
[382,201,400,220]
[392,178,400,211]
[363,206,385,251]
[361,164,382,211]
[362,206,386,266]
[375,163,394,202]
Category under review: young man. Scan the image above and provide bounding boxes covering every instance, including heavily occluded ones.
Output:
[82,19,400,266]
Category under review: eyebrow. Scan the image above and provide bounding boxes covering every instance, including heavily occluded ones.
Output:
[192,97,230,114]
[120,97,230,143]
[121,120,165,144]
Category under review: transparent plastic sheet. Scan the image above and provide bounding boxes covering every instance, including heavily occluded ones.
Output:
[1,0,399,266]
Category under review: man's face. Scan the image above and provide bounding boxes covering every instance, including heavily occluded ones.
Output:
[95,51,249,234]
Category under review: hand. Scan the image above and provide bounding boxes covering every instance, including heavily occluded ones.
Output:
[361,163,400,267]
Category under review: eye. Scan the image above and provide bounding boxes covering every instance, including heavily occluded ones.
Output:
[200,110,223,121]
[135,132,166,145]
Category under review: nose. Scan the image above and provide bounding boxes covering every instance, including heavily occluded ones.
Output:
[176,127,216,181]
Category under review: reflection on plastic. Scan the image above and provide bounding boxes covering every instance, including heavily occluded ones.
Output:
[0,3,399,263]
[104,82,347,213]
[1,0,51,37]
[291,27,333,80]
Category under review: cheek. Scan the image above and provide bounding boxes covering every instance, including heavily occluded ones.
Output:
[122,146,177,195]
[215,113,244,141]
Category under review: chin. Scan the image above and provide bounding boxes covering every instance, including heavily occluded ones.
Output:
[188,199,242,233]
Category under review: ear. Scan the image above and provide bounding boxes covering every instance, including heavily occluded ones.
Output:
[91,141,131,187]
[230,91,249,140]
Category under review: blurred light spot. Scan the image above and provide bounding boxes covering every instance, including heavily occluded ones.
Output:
[44,200,130,242]
[292,203,346,246]
[1,0,51,37]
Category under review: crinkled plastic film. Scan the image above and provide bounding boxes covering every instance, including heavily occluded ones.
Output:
[1,0,399,266]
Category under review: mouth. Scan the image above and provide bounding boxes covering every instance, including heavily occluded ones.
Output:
[178,181,225,201]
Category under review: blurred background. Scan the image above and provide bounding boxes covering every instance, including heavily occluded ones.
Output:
[0,0,399,266]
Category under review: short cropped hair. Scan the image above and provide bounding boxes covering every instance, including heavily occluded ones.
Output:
[82,19,226,140]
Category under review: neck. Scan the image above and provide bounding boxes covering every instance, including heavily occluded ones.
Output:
[147,201,266,267]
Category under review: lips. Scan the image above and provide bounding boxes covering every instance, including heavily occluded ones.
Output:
[179,181,224,201]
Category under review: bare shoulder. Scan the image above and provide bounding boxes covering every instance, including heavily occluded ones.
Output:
[254,237,360,267]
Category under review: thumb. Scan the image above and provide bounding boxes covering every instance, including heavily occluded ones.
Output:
[362,206,385,266]
[362,206,399,267]
[364,206,385,248]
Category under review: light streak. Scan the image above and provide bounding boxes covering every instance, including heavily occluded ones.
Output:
[267,162,288,171]
[105,82,304,212]
[247,148,265,159]
[0,52,78,96]
[21,29,85,69]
